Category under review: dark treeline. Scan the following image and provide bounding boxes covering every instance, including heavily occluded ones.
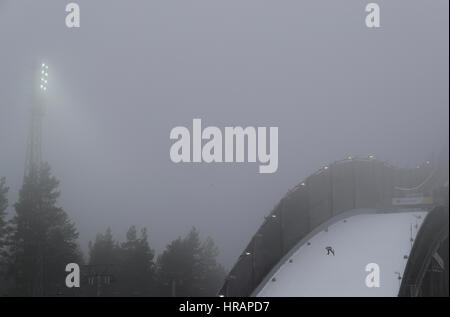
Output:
[0,163,225,296]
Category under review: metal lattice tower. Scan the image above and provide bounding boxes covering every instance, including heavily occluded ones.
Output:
[23,62,49,296]
[24,63,48,179]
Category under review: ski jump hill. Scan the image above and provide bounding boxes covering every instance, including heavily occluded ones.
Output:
[219,154,449,297]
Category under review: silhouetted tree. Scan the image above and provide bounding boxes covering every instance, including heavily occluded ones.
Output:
[8,163,81,296]
[86,227,120,296]
[89,227,118,265]
[0,177,9,292]
[156,227,225,296]
[0,177,7,238]
[197,236,227,296]
[87,226,156,296]
[117,226,155,296]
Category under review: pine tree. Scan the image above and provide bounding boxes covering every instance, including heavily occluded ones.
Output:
[0,177,8,254]
[8,163,81,296]
[86,227,121,296]
[197,236,226,296]
[117,226,155,296]
[88,227,118,265]
[0,177,9,292]
[156,227,225,296]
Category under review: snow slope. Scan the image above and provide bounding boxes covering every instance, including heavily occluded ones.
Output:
[255,210,427,297]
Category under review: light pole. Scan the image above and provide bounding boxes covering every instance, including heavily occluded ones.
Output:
[25,62,49,296]
[24,62,49,179]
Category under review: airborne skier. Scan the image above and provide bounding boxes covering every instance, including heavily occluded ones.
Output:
[325,246,335,256]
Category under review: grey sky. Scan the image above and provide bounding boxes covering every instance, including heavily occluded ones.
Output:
[0,0,448,267]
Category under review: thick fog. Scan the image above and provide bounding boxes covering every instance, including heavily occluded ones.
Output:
[0,0,448,268]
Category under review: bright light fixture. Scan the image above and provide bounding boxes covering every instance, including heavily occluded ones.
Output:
[40,63,49,92]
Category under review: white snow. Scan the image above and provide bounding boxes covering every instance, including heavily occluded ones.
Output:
[255,210,427,297]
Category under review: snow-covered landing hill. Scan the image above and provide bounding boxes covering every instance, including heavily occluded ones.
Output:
[255,210,427,297]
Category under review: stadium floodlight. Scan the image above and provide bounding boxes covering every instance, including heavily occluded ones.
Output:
[40,63,49,92]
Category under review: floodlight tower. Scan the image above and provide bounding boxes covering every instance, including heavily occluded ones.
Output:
[24,63,49,179]
[23,62,48,297]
